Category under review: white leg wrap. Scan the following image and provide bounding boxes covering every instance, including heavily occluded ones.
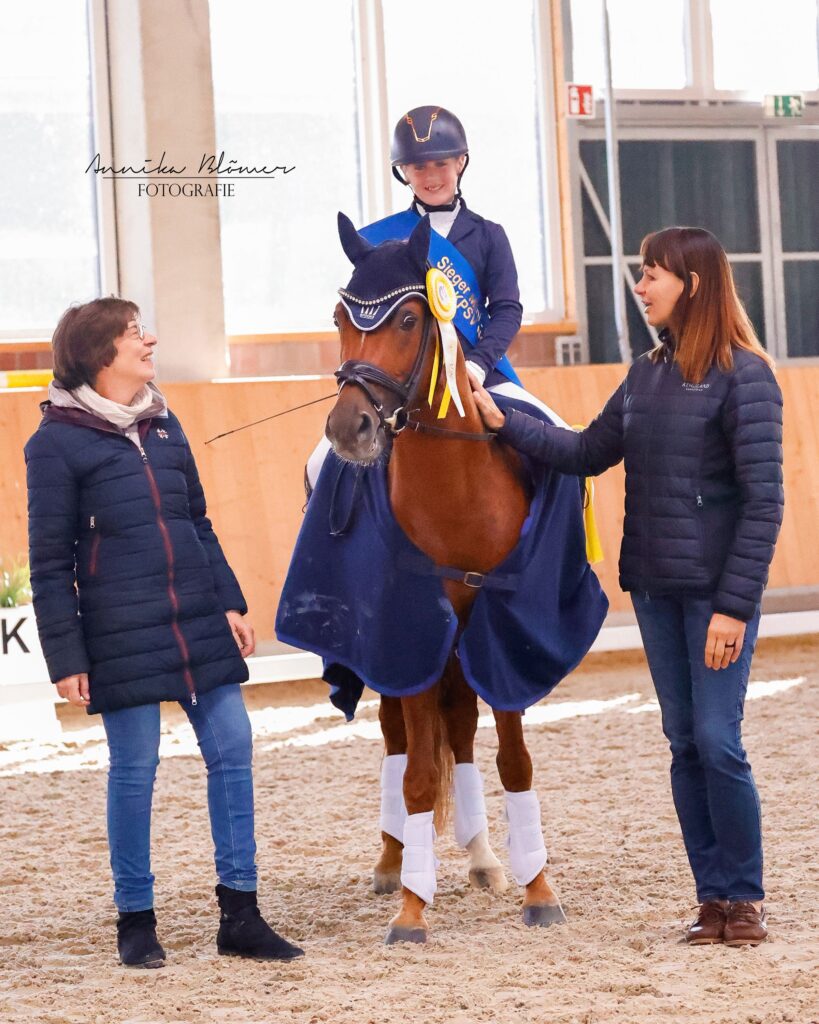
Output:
[504,789,548,887]
[379,754,408,843]
[400,811,437,906]
[453,762,488,848]
[306,435,332,489]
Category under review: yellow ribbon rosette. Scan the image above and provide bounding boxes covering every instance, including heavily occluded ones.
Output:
[426,267,464,418]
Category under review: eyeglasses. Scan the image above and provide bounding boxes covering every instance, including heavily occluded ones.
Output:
[128,316,146,340]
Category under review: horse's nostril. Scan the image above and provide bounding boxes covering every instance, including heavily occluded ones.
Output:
[357,412,373,438]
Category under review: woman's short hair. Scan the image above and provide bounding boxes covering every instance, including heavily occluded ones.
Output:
[640,227,773,384]
[52,297,139,389]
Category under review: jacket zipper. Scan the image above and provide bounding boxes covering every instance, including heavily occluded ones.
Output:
[139,443,198,705]
[639,354,672,592]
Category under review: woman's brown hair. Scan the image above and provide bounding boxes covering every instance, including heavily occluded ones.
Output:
[640,227,774,384]
[52,297,140,389]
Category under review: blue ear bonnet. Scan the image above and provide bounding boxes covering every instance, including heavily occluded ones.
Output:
[337,212,430,331]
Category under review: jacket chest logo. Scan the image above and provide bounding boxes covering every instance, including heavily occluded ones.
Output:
[681,382,710,391]
[156,428,169,439]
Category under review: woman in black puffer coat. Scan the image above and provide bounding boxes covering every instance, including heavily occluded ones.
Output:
[26,298,303,968]
[471,228,783,949]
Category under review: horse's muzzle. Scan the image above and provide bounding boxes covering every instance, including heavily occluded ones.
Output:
[325,395,386,465]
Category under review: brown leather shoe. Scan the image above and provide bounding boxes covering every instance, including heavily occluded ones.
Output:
[724,901,767,947]
[685,900,728,944]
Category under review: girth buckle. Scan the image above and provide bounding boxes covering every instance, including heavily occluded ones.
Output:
[462,571,485,588]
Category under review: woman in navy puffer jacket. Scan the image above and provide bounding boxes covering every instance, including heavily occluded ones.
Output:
[26,298,303,968]
[472,228,783,949]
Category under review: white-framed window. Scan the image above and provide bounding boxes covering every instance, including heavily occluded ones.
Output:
[574,125,819,361]
[570,0,819,101]
[380,0,563,318]
[0,0,101,338]
[209,0,565,333]
[208,0,363,335]
[766,130,819,358]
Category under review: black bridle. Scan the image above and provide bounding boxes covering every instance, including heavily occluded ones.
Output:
[333,304,494,442]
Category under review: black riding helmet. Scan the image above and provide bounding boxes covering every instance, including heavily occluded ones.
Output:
[390,105,470,187]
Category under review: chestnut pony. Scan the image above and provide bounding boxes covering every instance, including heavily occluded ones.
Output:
[324,214,565,944]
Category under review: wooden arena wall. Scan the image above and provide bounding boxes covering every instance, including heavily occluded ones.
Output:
[1,364,817,639]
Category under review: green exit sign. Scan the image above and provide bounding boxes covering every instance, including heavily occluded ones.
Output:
[765,94,805,117]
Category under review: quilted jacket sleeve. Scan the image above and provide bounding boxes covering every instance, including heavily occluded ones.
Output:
[182,435,248,615]
[468,223,523,378]
[25,428,90,683]
[497,381,626,477]
[712,358,784,621]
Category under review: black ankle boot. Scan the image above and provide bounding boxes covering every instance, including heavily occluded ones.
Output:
[215,884,304,961]
[116,909,166,968]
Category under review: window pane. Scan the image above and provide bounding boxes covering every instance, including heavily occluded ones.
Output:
[581,188,611,257]
[580,139,760,255]
[711,0,819,93]
[209,0,361,334]
[777,140,819,252]
[382,0,549,312]
[0,0,99,334]
[619,141,760,254]
[729,261,766,348]
[571,0,688,90]
[783,261,819,357]
[585,266,653,363]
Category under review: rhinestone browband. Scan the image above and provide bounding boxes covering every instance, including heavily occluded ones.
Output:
[337,284,426,305]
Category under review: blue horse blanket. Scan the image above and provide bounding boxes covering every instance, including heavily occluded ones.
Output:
[275,395,608,717]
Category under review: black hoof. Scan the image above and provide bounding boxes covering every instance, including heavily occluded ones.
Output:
[373,872,402,895]
[385,926,427,946]
[523,903,567,928]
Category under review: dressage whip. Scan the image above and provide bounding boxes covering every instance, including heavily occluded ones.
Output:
[204,393,337,445]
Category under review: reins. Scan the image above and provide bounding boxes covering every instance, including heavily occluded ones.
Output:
[204,301,496,446]
[204,393,337,445]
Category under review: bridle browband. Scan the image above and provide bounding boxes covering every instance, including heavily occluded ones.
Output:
[333,302,494,442]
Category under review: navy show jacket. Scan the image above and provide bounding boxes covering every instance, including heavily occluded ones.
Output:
[25,405,249,713]
[498,343,784,621]
[437,201,523,387]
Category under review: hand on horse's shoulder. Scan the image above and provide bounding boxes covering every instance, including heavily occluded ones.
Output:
[469,376,506,432]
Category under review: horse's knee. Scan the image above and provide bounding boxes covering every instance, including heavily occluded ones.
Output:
[496,745,532,793]
[403,765,438,814]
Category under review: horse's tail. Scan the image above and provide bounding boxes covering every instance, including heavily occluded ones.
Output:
[433,693,454,836]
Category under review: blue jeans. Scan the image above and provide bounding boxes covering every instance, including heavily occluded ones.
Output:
[102,684,256,912]
[631,593,764,903]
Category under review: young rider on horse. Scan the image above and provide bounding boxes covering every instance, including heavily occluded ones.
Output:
[383,104,522,392]
[307,103,543,488]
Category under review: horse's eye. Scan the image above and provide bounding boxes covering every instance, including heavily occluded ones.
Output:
[399,313,418,331]
[332,314,340,329]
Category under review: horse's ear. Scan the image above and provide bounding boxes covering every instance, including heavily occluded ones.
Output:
[338,212,374,265]
[406,215,431,274]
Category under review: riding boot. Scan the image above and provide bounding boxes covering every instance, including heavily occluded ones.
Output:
[215,884,305,961]
[116,909,166,969]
